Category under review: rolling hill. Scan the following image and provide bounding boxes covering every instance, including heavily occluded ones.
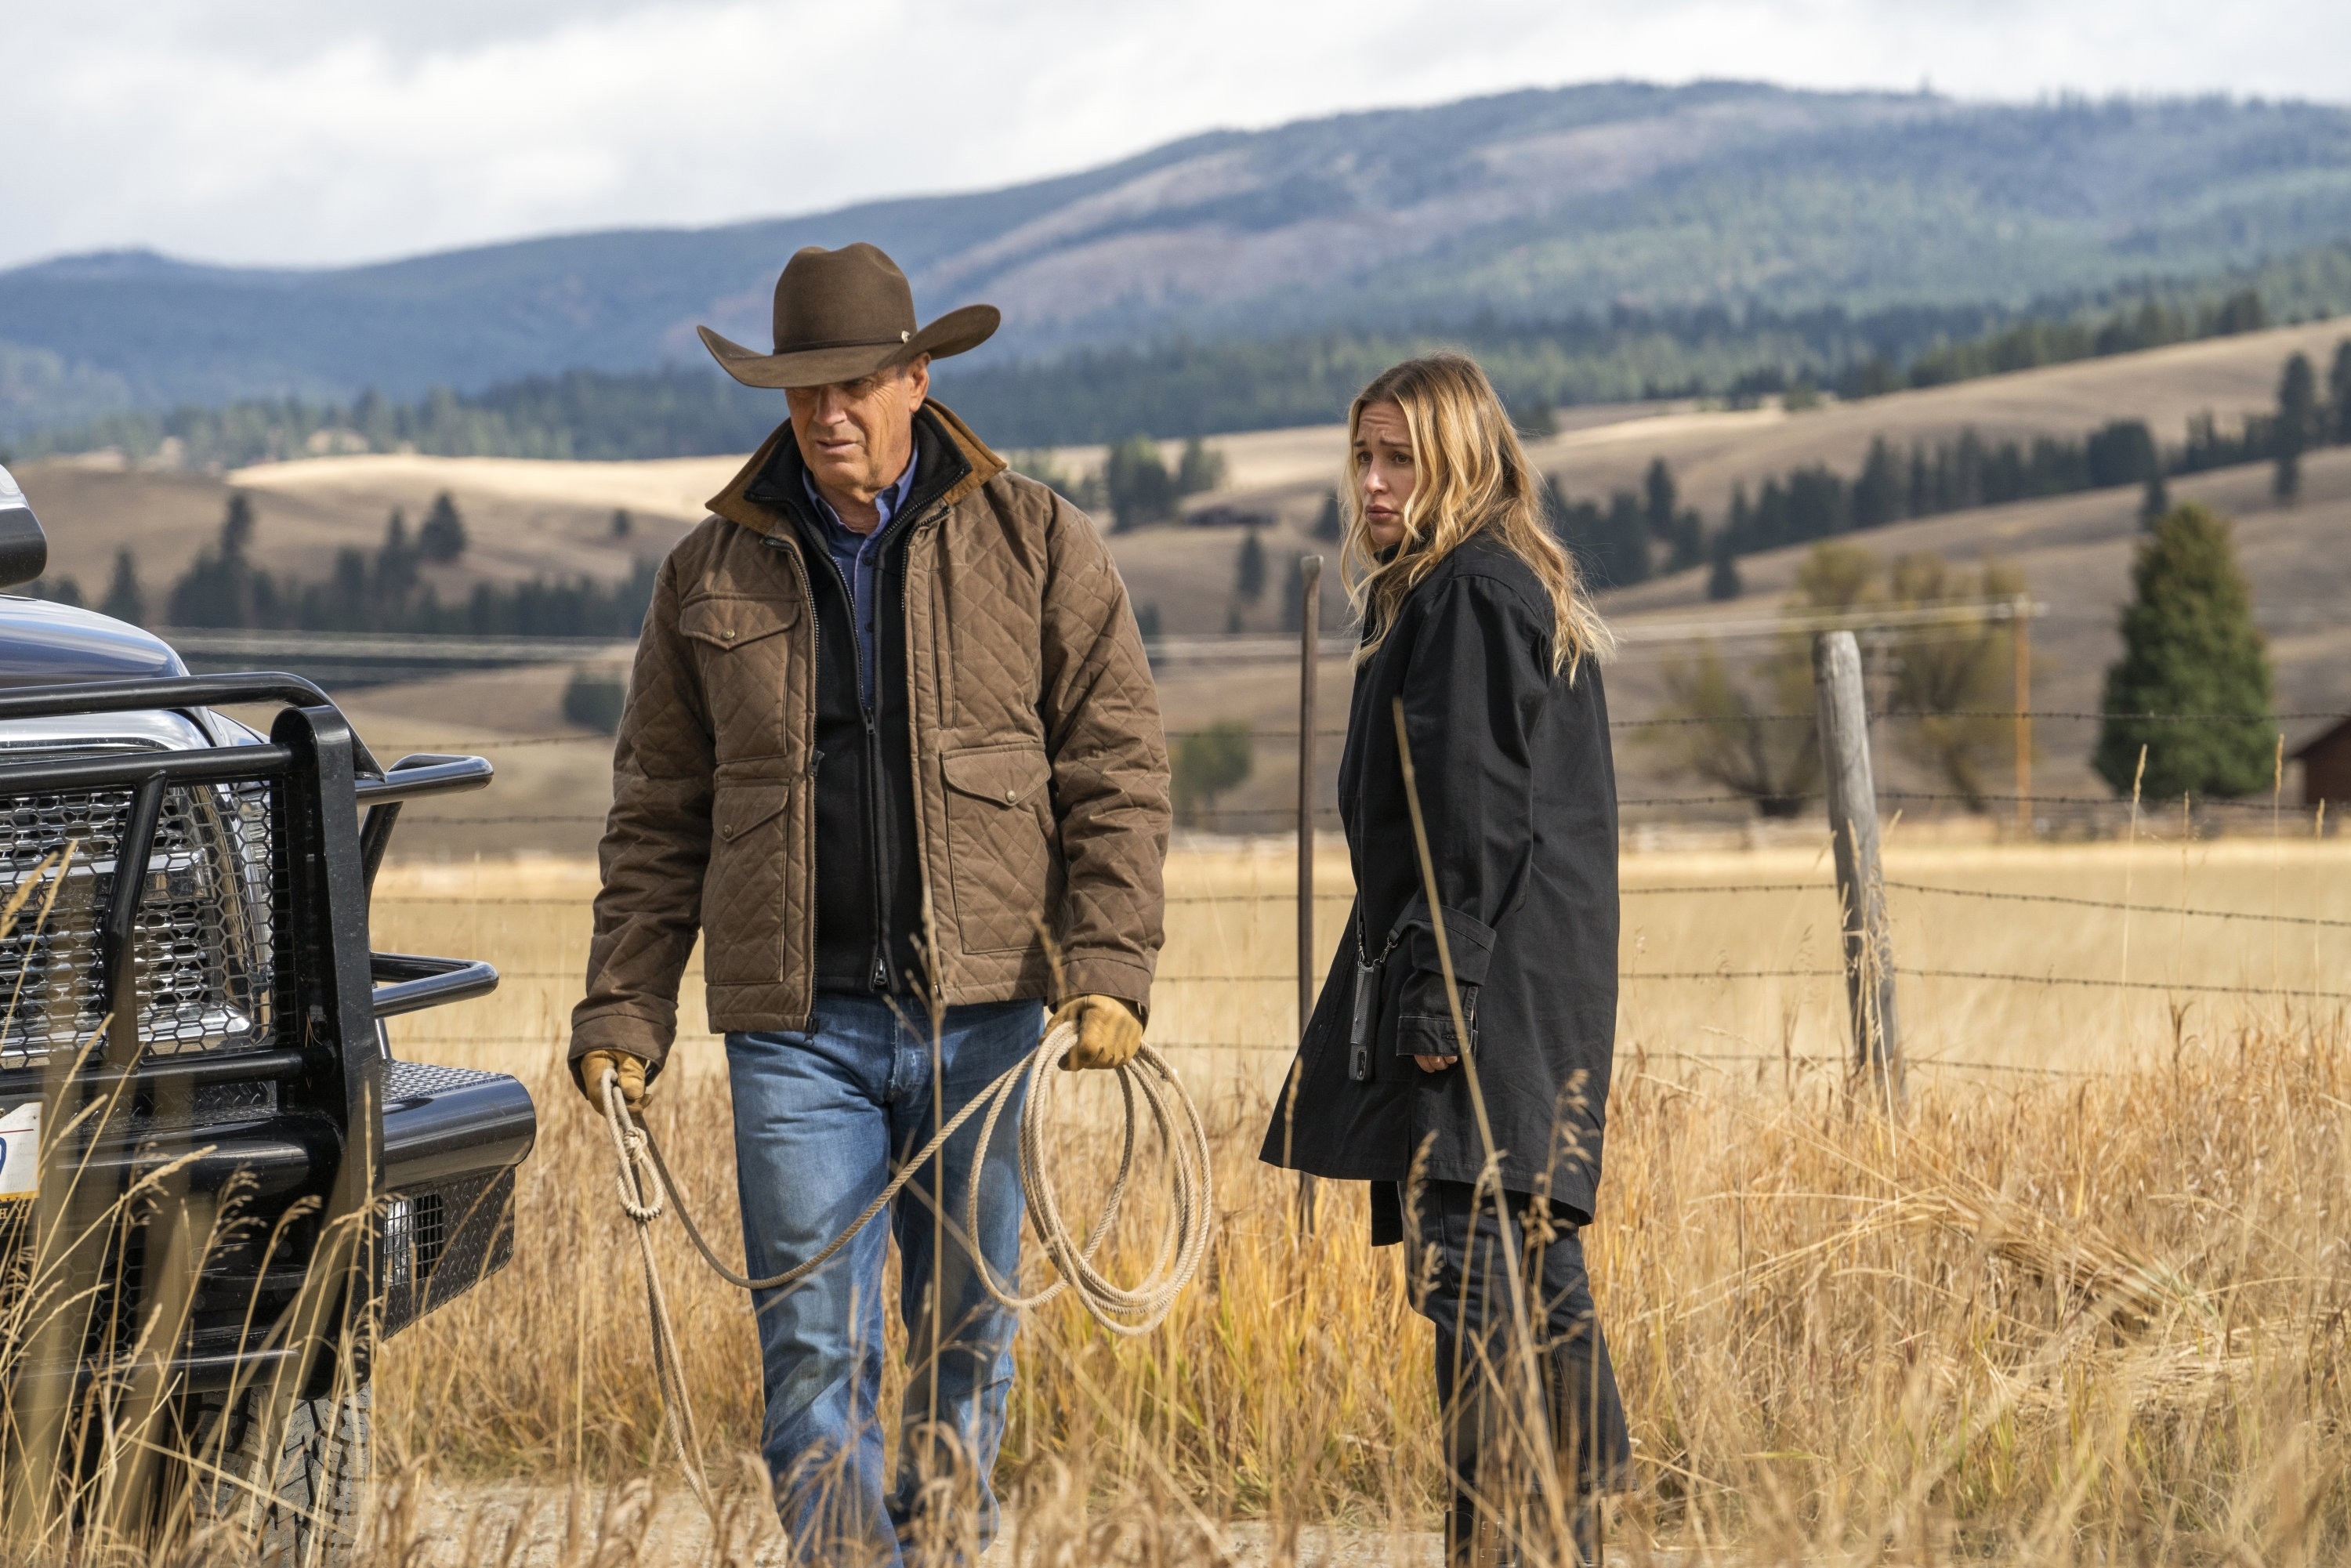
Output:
[9,81,2351,436]
[13,317,2341,633]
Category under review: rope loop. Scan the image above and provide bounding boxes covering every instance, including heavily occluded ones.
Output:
[599,1020,1215,1512]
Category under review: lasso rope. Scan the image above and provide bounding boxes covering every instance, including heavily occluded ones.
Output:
[599,1021,1215,1512]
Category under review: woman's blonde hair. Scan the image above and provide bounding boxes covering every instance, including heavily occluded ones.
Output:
[1342,352,1612,676]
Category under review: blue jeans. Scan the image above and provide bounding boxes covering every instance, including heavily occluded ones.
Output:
[727,997,1039,1565]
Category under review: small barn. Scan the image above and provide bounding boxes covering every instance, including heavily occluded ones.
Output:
[2291,717,2351,808]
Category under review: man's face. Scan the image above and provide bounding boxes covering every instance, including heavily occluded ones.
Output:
[787,356,931,509]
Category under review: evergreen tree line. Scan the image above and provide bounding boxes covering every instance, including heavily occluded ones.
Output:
[11,245,2350,466]
[1561,339,2351,596]
[1715,418,2168,561]
[1011,436,1227,529]
[1544,460,1706,592]
[1842,289,2273,396]
[33,494,657,639]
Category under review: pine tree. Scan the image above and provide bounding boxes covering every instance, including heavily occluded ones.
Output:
[1233,528,1266,604]
[420,491,468,562]
[168,495,274,628]
[1667,509,1704,573]
[101,548,145,625]
[1598,492,1650,587]
[1176,437,1226,496]
[2330,340,2351,444]
[1704,531,1742,602]
[2094,503,2276,800]
[375,509,419,625]
[1104,436,1176,529]
[1312,491,1343,542]
[2139,471,2169,530]
[1643,458,1677,542]
[222,493,255,556]
[2274,352,2315,503]
[1850,436,1904,528]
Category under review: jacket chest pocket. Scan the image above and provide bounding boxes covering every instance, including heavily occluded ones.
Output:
[939,744,1056,955]
[682,594,799,761]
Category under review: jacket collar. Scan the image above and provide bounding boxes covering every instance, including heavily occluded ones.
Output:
[705,399,1005,541]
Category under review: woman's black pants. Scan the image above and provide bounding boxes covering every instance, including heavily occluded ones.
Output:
[1402,1179,1631,1566]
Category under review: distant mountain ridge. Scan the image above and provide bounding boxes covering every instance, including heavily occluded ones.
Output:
[6,79,2351,436]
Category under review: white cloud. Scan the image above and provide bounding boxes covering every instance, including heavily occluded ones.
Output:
[4,0,2346,270]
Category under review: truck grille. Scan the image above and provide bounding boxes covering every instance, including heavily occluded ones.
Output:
[0,773,278,1066]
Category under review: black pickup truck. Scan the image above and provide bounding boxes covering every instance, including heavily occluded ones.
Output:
[0,464,536,1554]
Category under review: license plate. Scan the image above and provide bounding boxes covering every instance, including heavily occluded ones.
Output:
[0,1100,37,1203]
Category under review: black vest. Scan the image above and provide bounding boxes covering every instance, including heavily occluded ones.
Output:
[742,413,972,995]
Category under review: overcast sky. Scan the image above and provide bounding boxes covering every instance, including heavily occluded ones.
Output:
[6,0,2346,272]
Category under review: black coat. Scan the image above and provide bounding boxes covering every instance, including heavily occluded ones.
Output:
[1259,534,1619,1236]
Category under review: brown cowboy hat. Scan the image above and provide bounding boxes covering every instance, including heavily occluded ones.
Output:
[697,242,998,389]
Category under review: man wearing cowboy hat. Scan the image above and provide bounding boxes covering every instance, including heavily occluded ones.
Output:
[568,243,1170,1559]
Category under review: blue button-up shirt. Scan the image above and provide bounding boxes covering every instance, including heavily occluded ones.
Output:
[803,461,916,711]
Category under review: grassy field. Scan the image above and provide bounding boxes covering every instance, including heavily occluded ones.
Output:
[342,833,2351,1563]
[373,835,2351,1087]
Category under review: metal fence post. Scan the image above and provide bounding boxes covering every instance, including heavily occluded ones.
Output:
[1813,630,1904,1101]
[1295,555,1323,1229]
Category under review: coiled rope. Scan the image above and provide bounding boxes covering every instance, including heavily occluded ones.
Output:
[599,1021,1215,1512]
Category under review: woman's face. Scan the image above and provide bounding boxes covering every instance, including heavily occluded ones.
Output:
[1354,400,1416,551]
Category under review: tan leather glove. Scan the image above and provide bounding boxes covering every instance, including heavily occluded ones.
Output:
[575,1048,650,1116]
[1051,994,1143,1071]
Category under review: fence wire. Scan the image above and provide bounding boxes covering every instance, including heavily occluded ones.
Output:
[394,707,2351,755]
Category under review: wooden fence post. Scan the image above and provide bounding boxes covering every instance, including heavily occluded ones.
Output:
[2012,593,2034,835]
[1813,630,1904,1101]
[1295,555,1323,1229]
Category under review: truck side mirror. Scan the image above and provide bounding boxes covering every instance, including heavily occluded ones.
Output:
[0,465,49,591]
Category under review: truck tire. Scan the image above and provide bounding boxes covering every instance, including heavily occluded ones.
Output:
[197,1383,371,1564]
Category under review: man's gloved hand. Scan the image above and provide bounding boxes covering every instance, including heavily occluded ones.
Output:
[1051,994,1143,1072]
[576,1048,650,1116]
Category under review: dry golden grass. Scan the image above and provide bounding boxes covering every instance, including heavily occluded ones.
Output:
[372,833,2351,1087]
[337,835,2351,1562]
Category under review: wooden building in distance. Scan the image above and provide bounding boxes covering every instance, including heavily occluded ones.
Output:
[2291,717,2351,808]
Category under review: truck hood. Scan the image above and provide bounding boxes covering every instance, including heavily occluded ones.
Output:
[0,598,188,689]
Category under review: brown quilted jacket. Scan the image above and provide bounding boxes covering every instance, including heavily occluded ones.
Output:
[568,403,1170,1074]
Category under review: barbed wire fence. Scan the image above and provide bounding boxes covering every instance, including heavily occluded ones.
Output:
[366,574,2350,1091]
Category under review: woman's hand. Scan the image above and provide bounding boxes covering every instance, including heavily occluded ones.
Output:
[1414,1053,1458,1073]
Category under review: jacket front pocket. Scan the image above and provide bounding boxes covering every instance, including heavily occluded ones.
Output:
[701,780,794,983]
[939,744,1055,956]
[681,594,799,762]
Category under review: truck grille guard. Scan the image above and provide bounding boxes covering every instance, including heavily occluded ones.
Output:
[0,674,531,1394]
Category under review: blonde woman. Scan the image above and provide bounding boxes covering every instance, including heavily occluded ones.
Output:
[1260,353,1628,1565]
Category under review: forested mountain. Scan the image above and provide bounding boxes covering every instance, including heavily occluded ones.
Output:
[7,80,2351,441]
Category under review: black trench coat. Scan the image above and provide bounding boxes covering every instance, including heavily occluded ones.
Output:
[1259,533,1618,1240]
